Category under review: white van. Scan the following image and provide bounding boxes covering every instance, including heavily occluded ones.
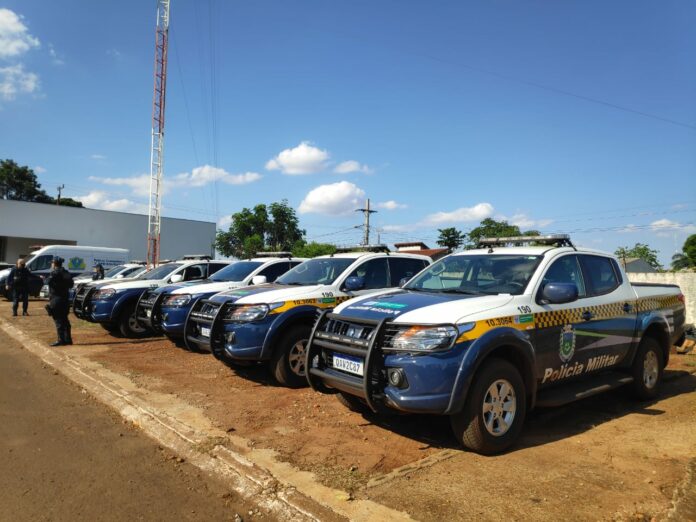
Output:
[0,245,129,298]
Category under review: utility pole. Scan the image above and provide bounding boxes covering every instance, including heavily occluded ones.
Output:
[56,184,64,205]
[355,199,377,246]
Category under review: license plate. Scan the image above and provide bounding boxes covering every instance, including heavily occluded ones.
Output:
[145,309,152,318]
[200,327,211,338]
[332,354,364,376]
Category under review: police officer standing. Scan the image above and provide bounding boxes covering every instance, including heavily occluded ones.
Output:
[6,258,31,316]
[46,256,74,346]
[92,263,105,281]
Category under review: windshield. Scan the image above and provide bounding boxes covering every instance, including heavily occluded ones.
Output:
[405,255,542,295]
[104,265,126,278]
[277,258,355,286]
[210,261,263,282]
[140,263,182,280]
[124,266,146,278]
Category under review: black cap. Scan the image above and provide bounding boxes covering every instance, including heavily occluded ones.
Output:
[94,263,103,269]
[52,256,64,265]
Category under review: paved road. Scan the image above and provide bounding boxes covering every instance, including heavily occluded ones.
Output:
[0,332,264,522]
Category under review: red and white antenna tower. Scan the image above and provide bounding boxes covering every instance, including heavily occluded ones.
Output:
[147,0,171,268]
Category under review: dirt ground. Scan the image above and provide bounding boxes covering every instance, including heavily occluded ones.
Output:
[3,298,696,521]
[0,327,269,522]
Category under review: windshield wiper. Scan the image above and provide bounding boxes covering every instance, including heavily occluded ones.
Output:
[278,281,305,286]
[439,288,485,295]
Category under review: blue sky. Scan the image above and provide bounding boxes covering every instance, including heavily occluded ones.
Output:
[1,0,695,265]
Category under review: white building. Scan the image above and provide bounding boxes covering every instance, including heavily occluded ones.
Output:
[0,199,216,262]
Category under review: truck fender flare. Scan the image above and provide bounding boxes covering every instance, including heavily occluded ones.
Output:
[634,312,672,366]
[261,305,321,359]
[110,289,146,321]
[445,327,537,415]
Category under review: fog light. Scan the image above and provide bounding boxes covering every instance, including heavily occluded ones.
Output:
[225,332,236,345]
[388,368,406,388]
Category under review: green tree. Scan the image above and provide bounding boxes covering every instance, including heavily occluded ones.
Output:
[268,200,305,251]
[215,200,305,258]
[0,159,82,207]
[671,234,696,270]
[436,227,466,252]
[614,243,662,270]
[291,240,337,258]
[465,218,520,248]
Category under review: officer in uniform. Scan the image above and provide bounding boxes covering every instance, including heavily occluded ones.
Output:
[6,258,31,316]
[92,263,105,281]
[46,256,74,346]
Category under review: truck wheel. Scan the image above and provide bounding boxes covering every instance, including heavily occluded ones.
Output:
[336,392,370,413]
[118,304,150,338]
[270,325,311,388]
[631,336,663,400]
[100,322,121,335]
[450,358,526,455]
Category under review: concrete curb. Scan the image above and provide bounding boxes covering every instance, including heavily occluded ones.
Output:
[0,318,412,522]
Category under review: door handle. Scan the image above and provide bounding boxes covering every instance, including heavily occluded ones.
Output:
[581,310,593,321]
[623,302,633,313]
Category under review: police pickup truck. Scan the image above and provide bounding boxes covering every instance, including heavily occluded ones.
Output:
[305,236,687,454]
[73,257,229,338]
[184,251,431,386]
[135,255,305,345]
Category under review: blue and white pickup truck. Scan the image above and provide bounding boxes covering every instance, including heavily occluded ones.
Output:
[306,236,687,454]
[184,251,431,386]
[135,256,305,345]
[73,258,230,337]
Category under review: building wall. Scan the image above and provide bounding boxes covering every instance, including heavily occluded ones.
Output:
[627,271,696,326]
[0,200,216,262]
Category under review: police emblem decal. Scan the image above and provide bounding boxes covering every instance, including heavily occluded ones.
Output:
[68,257,86,271]
[559,324,576,362]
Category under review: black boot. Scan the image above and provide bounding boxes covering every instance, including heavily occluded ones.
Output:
[50,341,65,347]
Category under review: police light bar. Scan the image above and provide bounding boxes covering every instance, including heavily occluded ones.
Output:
[180,254,213,261]
[335,245,391,253]
[254,251,293,258]
[477,235,573,248]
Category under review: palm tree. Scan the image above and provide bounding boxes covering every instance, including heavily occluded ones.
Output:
[671,252,691,270]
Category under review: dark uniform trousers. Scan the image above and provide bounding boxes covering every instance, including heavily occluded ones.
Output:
[12,286,29,315]
[50,298,72,344]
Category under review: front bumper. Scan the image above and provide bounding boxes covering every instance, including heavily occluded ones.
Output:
[89,299,117,323]
[136,290,166,333]
[306,311,466,415]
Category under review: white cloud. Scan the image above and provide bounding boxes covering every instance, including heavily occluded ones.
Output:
[298,181,366,215]
[33,165,46,174]
[90,153,106,160]
[651,219,696,237]
[381,224,417,233]
[266,142,330,175]
[89,174,151,197]
[334,160,372,175]
[506,213,553,229]
[48,43,64,66]
[424,203,494,225]
[75,190,147,214]
[218,215,232,228]
[106,48,122,60]
[377,200,407,210]
[0,8,40,59]
[0,64,39,100]
[617,224,640,233]
[173,165,261,187]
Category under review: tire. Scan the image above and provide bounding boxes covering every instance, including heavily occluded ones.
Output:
[630,336,663,400]
[100,322,121,335]
[270,325,311,388]
[336,392,370,413]
[117,303,151,338]
[450,358,527,455]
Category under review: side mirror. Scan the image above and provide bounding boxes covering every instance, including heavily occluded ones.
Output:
[540,282,578,305]
[169,273,183,283]
[344,276,365,291]
[399,277,411,288]
[251,275,267,285]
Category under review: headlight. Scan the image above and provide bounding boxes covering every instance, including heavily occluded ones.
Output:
[93,288,116,300]
[389,325,459,353]
[224,302,284,322]
[163,294,191,307]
